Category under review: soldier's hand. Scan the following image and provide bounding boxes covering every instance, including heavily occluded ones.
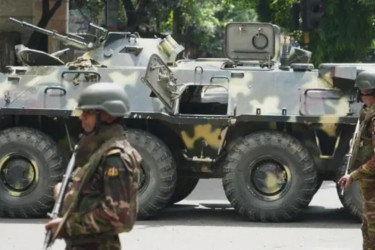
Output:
[45,218,63,239]
[338,174,353,189]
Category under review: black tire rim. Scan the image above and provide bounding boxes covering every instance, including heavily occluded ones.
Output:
[247,156,291,201]
[0,152,39,197]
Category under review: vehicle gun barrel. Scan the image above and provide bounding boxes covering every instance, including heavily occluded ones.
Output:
[9,17,93,50]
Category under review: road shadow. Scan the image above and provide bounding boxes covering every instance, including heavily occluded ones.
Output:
[136,203,360,229]
[0,203,359,230]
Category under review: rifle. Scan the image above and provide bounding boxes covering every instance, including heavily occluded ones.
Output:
[341,119,361,195]
[43,146,77,250]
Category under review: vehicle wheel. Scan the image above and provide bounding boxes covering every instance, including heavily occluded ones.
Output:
[222,131,318,222]
[0,127,64,218]
[127,129,177,218]
[336,161,362,220]
[169,177,199,204]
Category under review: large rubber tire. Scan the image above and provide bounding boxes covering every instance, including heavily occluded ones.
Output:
[222,131,318,222]
[169,177,199,204]
[336,162,362,220]
[313,179,323,195]
[127,129,177,218]
[0,127,64,218]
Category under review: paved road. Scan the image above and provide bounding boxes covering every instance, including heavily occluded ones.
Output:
[0,180,362,250]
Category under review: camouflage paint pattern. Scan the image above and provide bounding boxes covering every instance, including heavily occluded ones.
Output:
[1,20,373,220]
[58,123,140,249]
[180,123,228,160]
[0,27,362,121]
[350,103,375,249]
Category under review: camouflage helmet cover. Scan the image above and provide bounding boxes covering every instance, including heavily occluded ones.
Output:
[77,82,129,117]
[356,71,375,91]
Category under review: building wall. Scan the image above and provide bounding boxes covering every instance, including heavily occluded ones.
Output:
[0,0,67,51]
[0,0,34,42]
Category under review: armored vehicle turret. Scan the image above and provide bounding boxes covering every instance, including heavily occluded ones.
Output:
[0,19,368,221]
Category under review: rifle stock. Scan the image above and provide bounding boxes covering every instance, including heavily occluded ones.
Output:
[43,146,77,250]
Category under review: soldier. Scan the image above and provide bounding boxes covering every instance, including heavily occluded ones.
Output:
[339,71,375,250]
[45,82,141,250]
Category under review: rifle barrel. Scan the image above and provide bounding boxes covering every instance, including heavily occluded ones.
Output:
[341,119,361,195]
[42,146,77,250]
[9,17,92,50]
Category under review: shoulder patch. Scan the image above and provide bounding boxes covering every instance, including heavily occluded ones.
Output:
[106,148,122,156]
[106,167,119,177]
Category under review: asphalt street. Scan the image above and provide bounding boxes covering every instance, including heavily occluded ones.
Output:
[0,180,362,250]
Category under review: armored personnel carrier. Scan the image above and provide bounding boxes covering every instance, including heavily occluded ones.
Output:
[0,18,368,221]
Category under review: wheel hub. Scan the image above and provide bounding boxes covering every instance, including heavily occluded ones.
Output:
[250,160,289,198]
[0,156,36,193]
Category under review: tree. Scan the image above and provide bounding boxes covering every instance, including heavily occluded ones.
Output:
[255,0,272,22]
[27,0,63,52]
[70,0,105,25]
[70,0,171,37]
[69,0,256,57]
[162,0,256,58]
[310,0,375,64]
[359,0,375,8]
[254,0,375,66]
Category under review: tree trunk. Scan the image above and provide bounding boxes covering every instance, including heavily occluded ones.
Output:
[121,0,138,32]
[27,0,62,52]
[173,5,182,43]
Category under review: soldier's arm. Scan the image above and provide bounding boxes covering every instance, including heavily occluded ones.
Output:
[64,150,131,236]
[351,118,375,180]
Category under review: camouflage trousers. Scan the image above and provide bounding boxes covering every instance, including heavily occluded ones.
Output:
[65,234,120,250]
[361,184,375,250]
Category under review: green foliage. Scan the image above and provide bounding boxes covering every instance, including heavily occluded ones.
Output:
[70,0,256,57]
[70,0,106,25]
[269,0,295,30]
[69,0,375,63]
[310,0,375,65]
[359,0,375,9]
[161,0,256,57]
[255,0,375,65]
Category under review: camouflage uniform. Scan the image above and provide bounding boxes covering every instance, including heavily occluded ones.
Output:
[57,123,140,250]
[350,102,375,250]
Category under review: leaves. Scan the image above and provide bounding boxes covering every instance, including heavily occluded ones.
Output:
[67,0,375,62]
[308,0,375,65]
[162,0,256,57]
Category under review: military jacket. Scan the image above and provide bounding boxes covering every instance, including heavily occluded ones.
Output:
[60,123,141,237]
[351,102,375,181]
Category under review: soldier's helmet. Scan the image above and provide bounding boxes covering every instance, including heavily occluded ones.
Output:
[77,82,129,117]
[356,71,375,93]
